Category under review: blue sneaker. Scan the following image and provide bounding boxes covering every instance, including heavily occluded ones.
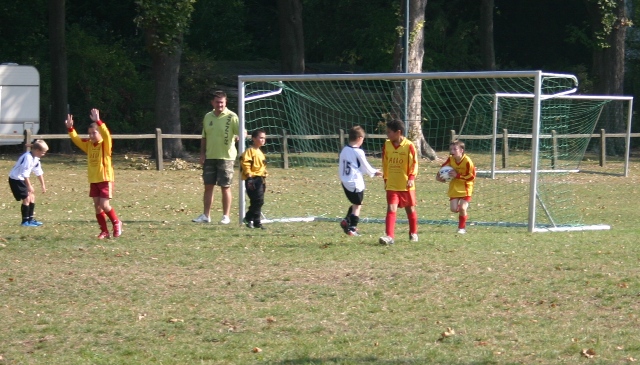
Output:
[21,221,39,227]
[30,220,44,226]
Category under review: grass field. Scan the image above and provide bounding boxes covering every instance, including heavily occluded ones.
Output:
[1,152,639,364]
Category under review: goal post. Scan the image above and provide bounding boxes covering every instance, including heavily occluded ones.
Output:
[237,71,632,232]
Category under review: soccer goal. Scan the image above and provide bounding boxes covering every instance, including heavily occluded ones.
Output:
[237,71,633,232]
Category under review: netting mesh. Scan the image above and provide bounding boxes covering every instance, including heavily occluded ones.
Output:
[241,72,628,230]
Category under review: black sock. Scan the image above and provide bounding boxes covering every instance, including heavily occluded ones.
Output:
[28,202,35,221]
[349,214,359,229]
[21,204,29,223]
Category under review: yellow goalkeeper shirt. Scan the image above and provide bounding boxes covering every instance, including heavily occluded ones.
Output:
[443,154,475,198]
[381,137,418,191]
[240,146,268,180]
[68,121,114,183]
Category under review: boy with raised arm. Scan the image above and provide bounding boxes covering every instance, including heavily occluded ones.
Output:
[66,109,123,239]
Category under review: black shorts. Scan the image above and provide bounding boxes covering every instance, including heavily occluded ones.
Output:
[342,184,364,205]
[8,178,29,201]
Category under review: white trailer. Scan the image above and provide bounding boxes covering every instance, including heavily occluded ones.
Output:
[0,64,40,145]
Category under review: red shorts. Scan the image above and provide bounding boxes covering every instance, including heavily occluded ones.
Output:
[450,196,472,202]
[89,181,114,199]
[386,190,416,208]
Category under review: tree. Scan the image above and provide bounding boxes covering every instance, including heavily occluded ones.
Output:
[135,0,195,158]
[48,0,71,152]
[278,0,305,74]
[584,0,630,154]
[480,0,496,71]
[393,0,437,160]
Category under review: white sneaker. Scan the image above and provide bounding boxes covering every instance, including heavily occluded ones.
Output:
[192,214,211,223]
[219,215,231,225]
[410,233,419,242]
[457,228,467,234]
[379,236,394,245]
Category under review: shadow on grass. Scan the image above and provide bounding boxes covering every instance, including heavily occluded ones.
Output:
[265,357,499,365]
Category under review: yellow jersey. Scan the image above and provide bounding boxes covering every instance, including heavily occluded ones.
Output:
[68,121,114,183]
[381,138,418,191]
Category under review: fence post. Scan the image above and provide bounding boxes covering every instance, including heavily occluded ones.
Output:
[551,130,558,169]
[502,128,508,168]
[450,130,456,143]
[339,129,345,152]
[155,128,163,171]
[600,129,606,167]
[23,129,32,152]
[281,129,289,169]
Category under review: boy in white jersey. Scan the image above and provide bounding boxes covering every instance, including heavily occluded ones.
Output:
[8,140,48,227]
[338,126,382,236]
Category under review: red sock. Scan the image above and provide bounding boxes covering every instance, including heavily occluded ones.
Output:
[459,215,468,229]
[96,212,109,232]
[408,210,418,235]
[105,208,119,224]
[385,211,396,238]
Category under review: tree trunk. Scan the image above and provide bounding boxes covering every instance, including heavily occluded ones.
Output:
[147,30,184,158]
[585,0,628,154]
[278,0,305,74]
[480,0,496,71]
[48,0,71,153]
[393,0,437,160]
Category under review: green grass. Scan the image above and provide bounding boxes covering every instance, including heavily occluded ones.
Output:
[1,153,639,364]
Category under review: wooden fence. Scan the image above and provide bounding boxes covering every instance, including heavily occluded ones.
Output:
[2,128,638,171]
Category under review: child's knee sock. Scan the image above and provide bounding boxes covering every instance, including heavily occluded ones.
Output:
[21,204,29,223]
[106,208,119,224]
[96,212,109,232]
[28,203,35,221]
[459,215,468,229]
[408,211,418,234]
[349,214,359,229]
[385,211,396,237]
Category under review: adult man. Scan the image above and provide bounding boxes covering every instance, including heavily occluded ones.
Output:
[193,90,239,224]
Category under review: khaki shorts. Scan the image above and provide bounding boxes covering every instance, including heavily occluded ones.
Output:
[203,159,234,187]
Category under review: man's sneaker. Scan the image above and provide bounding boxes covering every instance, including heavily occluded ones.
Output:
[347,229,360,237]
[340,219,349,234]
[243,217,254,228]
[113,221,123,238]
[29,220,44,226]
[410,233,419,242]
[21,221,39,227]
[192,214,211,223]
[379,235,394,245]
[97,231,111,239]
[254,223,266,230]
[219,215,231,225]
[457,228,467,234]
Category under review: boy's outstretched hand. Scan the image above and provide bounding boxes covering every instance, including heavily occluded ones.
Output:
[65,114,74,129]
[90,108,100,122]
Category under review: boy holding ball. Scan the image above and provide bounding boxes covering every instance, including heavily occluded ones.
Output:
[436,140,476,234]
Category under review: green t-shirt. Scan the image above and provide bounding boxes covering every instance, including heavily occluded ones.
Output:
[201,108,240,160]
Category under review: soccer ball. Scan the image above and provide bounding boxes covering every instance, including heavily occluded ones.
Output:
[439,165,455,182]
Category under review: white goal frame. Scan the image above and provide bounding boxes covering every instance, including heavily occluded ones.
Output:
[236,71,631,233]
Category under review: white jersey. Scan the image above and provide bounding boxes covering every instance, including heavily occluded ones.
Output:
[338,145,379,192]
[9,151,43,181]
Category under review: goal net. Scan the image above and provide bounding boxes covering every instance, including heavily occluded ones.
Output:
[238,72,632,232]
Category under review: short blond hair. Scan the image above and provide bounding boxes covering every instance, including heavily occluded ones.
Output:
[32,139,49,152]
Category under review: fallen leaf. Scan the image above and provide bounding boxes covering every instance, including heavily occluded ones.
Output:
[252,347,262,353]
[581,348,596,358]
